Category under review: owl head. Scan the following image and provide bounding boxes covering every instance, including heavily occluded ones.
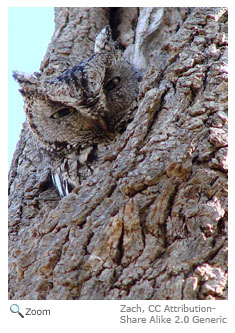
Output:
[13,26,140,153]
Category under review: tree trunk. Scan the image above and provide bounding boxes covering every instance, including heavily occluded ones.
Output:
[8,7,228,300]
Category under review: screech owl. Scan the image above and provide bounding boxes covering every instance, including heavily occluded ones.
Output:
[13,25,141,197]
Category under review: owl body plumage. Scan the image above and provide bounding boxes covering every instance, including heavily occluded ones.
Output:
[13,26,140,197]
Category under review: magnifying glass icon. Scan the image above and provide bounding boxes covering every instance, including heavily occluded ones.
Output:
[10,304,24,318]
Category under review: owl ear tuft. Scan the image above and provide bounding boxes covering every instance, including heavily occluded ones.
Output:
[12,71,41,95]
[12,70,40,85]
[94,25,119,54]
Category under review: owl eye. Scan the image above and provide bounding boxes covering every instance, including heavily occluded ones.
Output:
[51,107,76,119]
[104,76,121,91]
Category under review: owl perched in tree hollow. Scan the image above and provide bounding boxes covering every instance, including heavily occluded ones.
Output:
[13,26,140,197]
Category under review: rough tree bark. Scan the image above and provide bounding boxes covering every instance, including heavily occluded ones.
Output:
[8,7,228,300]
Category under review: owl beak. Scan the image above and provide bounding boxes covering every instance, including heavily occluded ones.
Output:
[83,117,114,140]
[98,118,108,131]
[97,118,115,139]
